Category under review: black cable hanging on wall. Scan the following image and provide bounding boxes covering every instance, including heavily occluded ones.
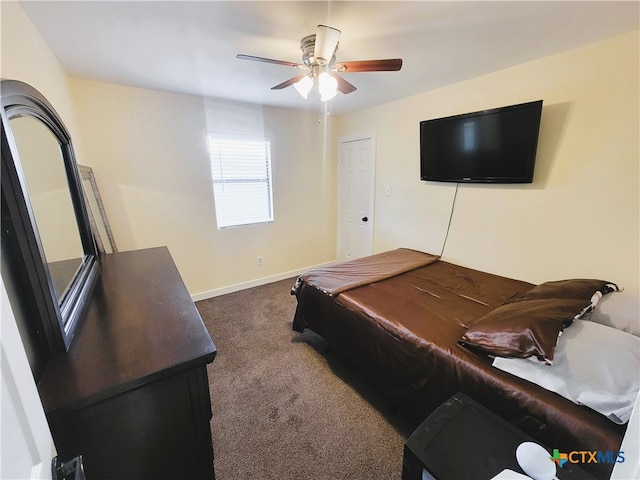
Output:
[439,183,460,258]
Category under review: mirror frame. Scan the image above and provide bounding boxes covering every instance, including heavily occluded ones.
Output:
[79,165,118,254]
[1,79,99,352]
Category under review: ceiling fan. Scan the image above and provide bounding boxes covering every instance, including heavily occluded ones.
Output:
[236,25,403,101]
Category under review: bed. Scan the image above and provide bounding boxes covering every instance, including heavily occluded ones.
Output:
[291,248,636,479]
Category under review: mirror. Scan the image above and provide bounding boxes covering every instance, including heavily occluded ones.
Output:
[10,116,85,300]
[1,80,99,352]
[79,165,117,254]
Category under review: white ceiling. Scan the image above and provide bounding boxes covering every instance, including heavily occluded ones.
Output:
[19,1,639,115]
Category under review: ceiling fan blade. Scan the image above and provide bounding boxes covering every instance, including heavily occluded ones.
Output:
[314,25,341,65]
[236,54,306,69]
[335,58,403,73]
[332,74,357,94]
[271,75,308,90]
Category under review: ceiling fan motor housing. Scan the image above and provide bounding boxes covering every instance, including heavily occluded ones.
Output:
[300,34,337,67]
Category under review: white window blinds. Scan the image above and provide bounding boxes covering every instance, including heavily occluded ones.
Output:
[208,136,274,229]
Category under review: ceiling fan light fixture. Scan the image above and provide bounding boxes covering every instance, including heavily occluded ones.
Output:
[293,75,313,99]
[318,72,338,102]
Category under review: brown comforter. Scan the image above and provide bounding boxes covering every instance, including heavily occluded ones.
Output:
[292,249,625,479]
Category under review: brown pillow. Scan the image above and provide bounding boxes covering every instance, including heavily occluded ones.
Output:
[512,279,620,304]
[460,279,620,364]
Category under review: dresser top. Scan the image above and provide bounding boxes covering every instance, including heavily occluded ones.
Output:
[38,247,216,414]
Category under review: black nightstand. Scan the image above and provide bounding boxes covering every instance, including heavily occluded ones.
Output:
[402,393,595,480]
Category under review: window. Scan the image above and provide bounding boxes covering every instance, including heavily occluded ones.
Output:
[208,135,274,229]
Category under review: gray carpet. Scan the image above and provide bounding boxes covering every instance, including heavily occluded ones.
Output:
[196,278,414,480]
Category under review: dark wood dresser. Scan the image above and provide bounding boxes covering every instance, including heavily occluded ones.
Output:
[37,247,217,480]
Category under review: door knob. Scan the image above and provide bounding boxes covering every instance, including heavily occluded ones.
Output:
[362,217,368,222]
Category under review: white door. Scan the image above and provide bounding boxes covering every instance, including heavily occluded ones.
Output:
[1,277,55,480]
[338,135,375,261]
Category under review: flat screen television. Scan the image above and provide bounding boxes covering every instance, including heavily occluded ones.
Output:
[420,100,543,183]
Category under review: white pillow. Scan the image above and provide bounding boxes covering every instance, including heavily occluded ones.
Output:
[493,319,640,424]
[583,292,639,337]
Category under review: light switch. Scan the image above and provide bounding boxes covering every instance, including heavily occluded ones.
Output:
[385,185,392,196]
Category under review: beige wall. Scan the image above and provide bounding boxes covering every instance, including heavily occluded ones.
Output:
[4,0,638,308]
[2,1,337,298]
[335,31,640,304]
[70,79,337,296]
[0,1,84,157]
[1,2,91,268]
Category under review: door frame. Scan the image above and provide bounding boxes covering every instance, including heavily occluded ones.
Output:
[337,131,376,261]
[1,276,56,479]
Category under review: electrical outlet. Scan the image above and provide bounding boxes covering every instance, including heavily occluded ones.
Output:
[257,256,264,266]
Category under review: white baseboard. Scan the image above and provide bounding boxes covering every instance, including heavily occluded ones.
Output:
[191,260,335,302]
